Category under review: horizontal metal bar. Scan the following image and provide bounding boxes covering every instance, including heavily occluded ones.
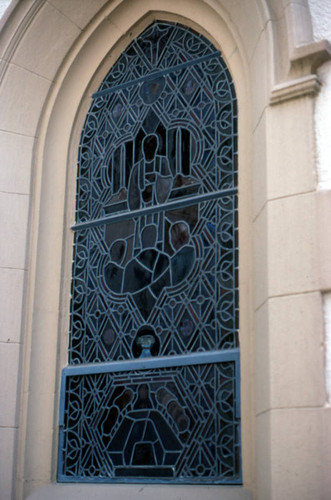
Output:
[58,474,242,485]
[62,348,240,377]
[92,51,220,99]
[72,187,237,231]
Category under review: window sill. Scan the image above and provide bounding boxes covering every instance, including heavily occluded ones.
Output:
[26,483,252,500]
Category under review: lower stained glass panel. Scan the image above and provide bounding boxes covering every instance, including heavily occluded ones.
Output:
[58,358,241,483]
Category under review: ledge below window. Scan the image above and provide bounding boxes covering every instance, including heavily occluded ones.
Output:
[26,483,252,500]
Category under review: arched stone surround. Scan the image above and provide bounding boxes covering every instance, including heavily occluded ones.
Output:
[0,1,330,499]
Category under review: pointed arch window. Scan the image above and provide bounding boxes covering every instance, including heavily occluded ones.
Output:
[58,21,240,484]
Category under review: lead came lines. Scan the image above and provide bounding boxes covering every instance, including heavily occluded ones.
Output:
[60,21,240,483]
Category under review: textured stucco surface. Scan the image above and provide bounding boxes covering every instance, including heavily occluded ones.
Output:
[0,0,11,18]
[309,0,331,41]
[308,0,331,396]
[314,61,331,189]
[309,0,331,189]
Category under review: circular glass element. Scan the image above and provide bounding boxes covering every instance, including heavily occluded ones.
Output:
[112,103,122,119]
[101,327,115,352]
[140,76,166,104]
[183,77,196,95]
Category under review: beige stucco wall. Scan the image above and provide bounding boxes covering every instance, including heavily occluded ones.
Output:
[0,1,330,499]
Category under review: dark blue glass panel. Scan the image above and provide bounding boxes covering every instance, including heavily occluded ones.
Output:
[70,22,238,363]
[75,25,237,224]
[70,197,237,364]
[59,358,240,483]
[60,21,240,484]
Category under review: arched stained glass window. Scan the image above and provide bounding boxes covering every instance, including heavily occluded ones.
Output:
[58,21,240,484]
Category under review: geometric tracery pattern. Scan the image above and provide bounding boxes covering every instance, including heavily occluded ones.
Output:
[70,196,237,363]
[69,21,238,364]
[59,21,240,484]
[59,360,240,483]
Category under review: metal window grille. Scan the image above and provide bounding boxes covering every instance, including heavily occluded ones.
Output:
[58,21,240,484]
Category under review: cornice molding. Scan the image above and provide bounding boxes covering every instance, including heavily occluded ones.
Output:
[270,40,331,106]
[270,74,321,105]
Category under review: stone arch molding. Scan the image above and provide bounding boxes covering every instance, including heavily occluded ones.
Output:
[1,0,327,499]
[1,0,324,89]
[0,0,325,91]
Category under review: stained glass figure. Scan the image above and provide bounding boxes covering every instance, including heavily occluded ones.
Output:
[59,21,240,484]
